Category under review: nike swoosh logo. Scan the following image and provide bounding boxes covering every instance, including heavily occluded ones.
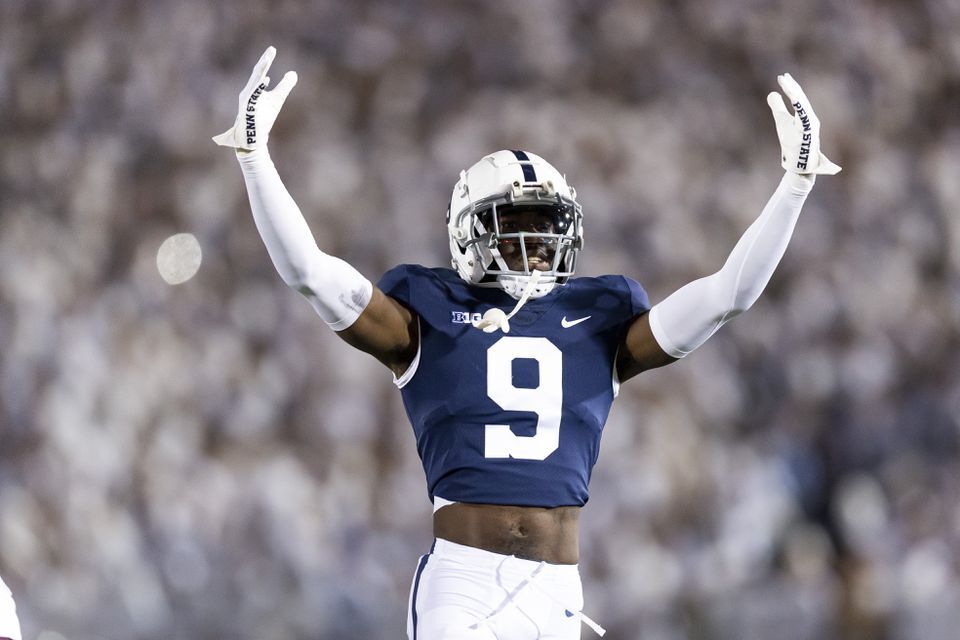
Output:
[561,315,591,328]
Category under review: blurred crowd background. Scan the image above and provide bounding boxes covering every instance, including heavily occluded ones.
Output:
[1,0,959,638]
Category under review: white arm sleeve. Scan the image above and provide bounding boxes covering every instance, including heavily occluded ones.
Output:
[237,148,372,330]
[648,172,814,358]
[0,576,21,640]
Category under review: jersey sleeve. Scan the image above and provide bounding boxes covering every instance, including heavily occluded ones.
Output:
[377,264,418,309]
[622,275,651,318]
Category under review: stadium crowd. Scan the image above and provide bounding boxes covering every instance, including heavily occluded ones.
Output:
[1,0,959,638]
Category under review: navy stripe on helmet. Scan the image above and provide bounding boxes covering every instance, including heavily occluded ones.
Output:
[410,539,436,639]
[511,149,538,183]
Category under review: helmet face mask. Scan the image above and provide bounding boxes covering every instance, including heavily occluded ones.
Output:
[476,202,578,274]
[448,150,583,299]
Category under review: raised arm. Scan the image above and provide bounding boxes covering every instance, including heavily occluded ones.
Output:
[617,73,841,382]
[214,47,417,376]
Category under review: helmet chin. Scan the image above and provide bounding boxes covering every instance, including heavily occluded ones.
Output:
[498,274,556,300]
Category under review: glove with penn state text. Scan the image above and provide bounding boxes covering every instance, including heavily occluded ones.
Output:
[213,46,297,152]
[767,73,841,175]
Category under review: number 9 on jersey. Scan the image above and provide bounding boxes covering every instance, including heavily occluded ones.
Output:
[484,337,563,460]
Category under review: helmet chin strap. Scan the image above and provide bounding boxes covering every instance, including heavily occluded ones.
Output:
[499,271,555,300]
[472,270,542,334]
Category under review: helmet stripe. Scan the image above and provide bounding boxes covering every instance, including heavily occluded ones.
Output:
[510,149,538,183]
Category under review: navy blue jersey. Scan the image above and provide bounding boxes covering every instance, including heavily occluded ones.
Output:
[377,265,650,508]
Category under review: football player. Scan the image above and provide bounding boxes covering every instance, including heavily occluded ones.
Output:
[214,47,840,639]
[0,575,21,640]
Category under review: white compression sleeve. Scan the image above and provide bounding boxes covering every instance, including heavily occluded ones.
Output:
[0,576,21,640]
[648,172,814,358]
[237,148,372,330]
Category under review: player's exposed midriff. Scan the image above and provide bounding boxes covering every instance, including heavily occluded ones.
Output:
[433,502,581,565]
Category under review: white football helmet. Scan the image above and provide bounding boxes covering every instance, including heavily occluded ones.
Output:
[447,150,583,299]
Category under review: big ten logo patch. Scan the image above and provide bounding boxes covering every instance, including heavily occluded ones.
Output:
[451,311,483,324]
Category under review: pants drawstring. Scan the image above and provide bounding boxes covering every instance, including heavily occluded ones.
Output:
[468,557,606,637]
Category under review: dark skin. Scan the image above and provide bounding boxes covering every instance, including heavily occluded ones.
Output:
[338,210,676,564]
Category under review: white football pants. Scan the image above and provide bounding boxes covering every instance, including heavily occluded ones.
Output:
[407,538,604,640]
[0,576,21,640]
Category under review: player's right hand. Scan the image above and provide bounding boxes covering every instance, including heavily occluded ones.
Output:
[212,46,298,152]
[767,73,841,175]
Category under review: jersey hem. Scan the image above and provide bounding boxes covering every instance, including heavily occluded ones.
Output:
[611,345,622,398]
[393,317,422,389]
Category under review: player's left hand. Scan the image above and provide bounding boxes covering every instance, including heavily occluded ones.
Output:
[767,73,841,175]
[212,46,298,152]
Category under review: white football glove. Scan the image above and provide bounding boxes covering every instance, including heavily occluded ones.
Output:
[212,46,297,152]
[767,73,841,175]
